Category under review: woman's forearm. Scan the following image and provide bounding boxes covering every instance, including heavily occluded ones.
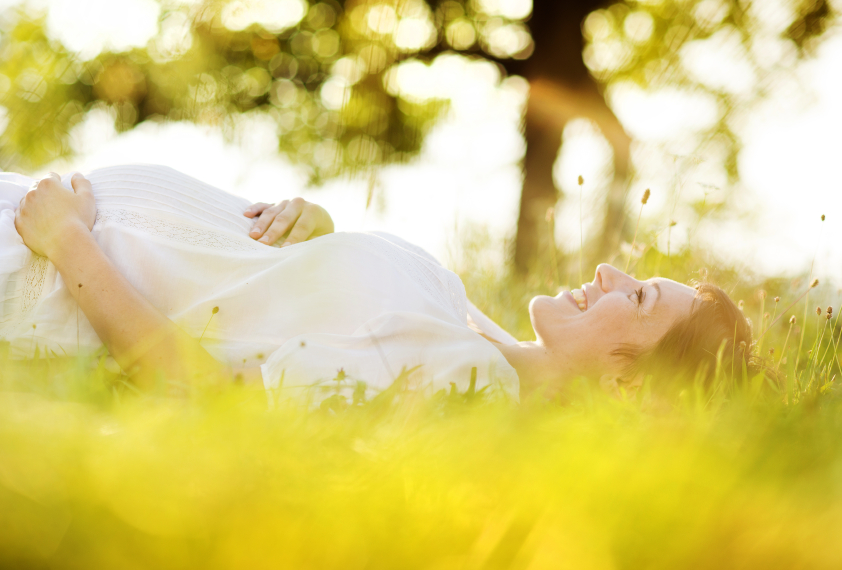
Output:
[51,226,229,388]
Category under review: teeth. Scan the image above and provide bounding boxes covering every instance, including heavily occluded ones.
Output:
[571,289,587,312]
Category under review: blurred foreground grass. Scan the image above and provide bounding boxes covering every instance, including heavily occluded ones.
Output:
[2,241,842,569]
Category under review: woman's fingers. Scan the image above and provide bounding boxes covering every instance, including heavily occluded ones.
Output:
[244,202,272,219]
[249,200,288,240]
[247,198,332,246]
[70,172,92,194]
[282,208,318,246]
[69,173,97,230]
[259,198,304,244]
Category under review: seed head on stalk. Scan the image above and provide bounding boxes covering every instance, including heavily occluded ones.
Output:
[795,279,820,371]
[625,189,650,273]
[200,306,220,342]
[775,315,797,374]
[578,175,584,286]
[759,280,818,340]
[77,283,83,354]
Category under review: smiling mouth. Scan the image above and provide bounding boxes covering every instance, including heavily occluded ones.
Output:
[571,288,588,312]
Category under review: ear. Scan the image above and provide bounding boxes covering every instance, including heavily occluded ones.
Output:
[599,374,642,400]
[598,374,621,397]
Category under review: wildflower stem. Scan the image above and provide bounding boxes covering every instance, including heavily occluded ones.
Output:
[768,301,779,337]
[811,319,828,376]
[775,322,794,374]
[758,281,818,340]
[77,283,83,355]
[818,318,835,369]
[625,189,650,274]
[827,305,842,374]
[798,216,824,369]
[578,175,584,286]
[795,294,810,371]
[626,208,642,274]
[546,209,561,287]
[199,306,220,343]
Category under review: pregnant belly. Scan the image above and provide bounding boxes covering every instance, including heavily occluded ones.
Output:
[86,164,255,237]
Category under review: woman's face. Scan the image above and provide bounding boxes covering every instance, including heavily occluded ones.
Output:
[529,264,698,385]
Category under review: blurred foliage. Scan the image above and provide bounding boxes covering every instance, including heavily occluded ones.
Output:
[0,0,535,176]
[582,0,837,179]
[0,0,835,180]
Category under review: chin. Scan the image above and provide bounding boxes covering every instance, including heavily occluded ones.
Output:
[528,295,564,336]
[528,294,553,318]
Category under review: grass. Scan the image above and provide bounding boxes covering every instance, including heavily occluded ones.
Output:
[1,236,841,569]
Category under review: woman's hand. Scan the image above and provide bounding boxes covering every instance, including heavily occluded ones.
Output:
[15,173,96,259]
[244,197,334,246]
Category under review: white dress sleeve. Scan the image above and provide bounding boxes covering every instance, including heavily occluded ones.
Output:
[260,311,520,407]
[0,173,36,331]
[466,301,518,345]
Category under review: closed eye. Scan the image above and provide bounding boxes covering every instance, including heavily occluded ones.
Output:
[634,287,645,305]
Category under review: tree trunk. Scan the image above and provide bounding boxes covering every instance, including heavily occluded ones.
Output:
[513,78,631,273]
[502,1,632,274]
[514,97,563,273]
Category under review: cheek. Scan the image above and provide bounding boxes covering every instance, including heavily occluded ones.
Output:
[577,303,639,359]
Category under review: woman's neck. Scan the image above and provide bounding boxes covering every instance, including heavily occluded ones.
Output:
[494,341,568,397]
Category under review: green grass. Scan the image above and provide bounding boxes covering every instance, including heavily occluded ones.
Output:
[2,238,841,569]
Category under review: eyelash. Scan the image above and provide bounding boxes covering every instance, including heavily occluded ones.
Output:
[634,287,645,306]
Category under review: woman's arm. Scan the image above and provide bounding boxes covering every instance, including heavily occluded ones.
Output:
[16,173,229,389]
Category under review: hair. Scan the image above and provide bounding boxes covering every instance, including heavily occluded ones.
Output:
[613,282,774,394]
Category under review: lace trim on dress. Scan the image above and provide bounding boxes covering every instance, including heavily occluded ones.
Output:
[0,253,49,338]
[95,208,265,252]
[22,255,48,313]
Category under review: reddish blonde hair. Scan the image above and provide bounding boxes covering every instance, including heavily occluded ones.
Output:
[613,283,767,392]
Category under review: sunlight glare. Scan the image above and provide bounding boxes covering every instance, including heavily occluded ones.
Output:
[474,0,532,20]
[221,0,307,33]
[446,19,477,49]
[583,10,614,42]
[46,0,159,59]
[608,82,720,141]
[680,27,757,94]
[150,11,194,62]
[552,119,614,255]
[320,76,350,110]
[394,17,436,52]
[623,11,654,44]
[692,0,729,30]
[483,21,533,59]
[366,4,398,35]
[554,119,614,197]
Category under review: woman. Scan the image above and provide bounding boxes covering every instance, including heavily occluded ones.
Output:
[2,165,752,402]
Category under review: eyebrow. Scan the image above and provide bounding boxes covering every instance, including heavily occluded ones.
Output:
[648,282,661,309]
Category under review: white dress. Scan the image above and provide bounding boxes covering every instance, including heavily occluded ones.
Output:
[0,165,519,403]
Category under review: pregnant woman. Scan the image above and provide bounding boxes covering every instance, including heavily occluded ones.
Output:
[2,165,753,402]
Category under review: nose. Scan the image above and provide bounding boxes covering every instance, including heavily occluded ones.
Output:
[595,264,640,293]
